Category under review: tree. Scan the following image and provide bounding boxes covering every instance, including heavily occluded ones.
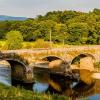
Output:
[87,22,100,44]
[0,9,100,45]
[0,21,11,39]
[93,8,100,15]
[67,22,89,44]
[54,23,68,44]
[4,31,23,50]
[60,10,79,23]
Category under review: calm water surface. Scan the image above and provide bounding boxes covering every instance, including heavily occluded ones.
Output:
[0,65,11,86]
[0,65,100,100]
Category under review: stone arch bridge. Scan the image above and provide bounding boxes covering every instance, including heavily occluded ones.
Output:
[0,46,100,83]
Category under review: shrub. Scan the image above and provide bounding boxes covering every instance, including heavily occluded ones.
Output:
[33,39,51,48]
[3,31,23,50]
[22,42,33,49]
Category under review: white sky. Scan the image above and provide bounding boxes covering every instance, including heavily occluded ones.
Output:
[0,0,100,18]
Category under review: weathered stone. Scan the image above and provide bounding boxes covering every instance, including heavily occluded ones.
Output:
[80,57,94,85]
[80,57,94,71]
[92,73,100,80]
[80,69,93,85]
[49,59,63,68]
[0,48,99,83]
[70,64,79,70]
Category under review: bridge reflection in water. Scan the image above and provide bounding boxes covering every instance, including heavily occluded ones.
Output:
[33,69,100,99]
[0,58,100,98]
[0,64,100,99]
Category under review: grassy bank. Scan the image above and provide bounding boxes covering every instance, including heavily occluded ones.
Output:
[0,83,70,100]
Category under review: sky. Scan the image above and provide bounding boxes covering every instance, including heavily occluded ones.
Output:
[0,0,100,18]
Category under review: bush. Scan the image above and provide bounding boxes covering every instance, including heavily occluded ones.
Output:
[33,39,51,48]
[3,31,23,50]
[22,42,33,49]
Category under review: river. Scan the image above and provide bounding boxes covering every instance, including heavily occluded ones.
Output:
[0,64,100,99]
[0,65,11,86]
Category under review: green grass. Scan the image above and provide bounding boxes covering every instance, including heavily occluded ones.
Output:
[0,83,70,100]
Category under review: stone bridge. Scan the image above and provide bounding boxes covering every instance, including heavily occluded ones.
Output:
[0,46,100,83]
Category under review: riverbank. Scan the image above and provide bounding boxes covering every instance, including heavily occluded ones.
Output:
[0,83,70,100]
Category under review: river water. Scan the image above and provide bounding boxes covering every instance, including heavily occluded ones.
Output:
[0,65,11,86]
[0,64,100,99]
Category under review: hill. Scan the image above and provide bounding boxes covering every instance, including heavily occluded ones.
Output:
[0,15,27,21]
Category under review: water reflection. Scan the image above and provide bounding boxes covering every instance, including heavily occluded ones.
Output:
[89,94,100,100]
[33,70,100,99]
[33,82,49,92]
[0,65,11,86]
[0,64,100,99]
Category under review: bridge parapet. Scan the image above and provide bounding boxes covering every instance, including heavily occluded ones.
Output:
[0,46,100,63]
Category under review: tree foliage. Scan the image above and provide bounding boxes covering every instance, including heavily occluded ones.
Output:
[4,31,23,50]
[0,8,100,45]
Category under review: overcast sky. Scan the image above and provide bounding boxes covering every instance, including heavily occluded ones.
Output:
[0,0,100,18]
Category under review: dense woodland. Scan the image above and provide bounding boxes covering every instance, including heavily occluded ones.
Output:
[0,8,100,45]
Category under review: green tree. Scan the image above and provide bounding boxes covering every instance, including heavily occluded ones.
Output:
[0,21,11,39]
[87,22,100,44]
[67,22,89,44]
[60,10,80,23]
[4,31,23,50]
[54,23,68,44]
[0,9,100,45]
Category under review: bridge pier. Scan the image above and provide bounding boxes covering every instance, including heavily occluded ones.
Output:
[6,60,26,81]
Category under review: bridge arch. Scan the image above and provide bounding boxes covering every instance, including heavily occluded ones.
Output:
[71,53,95,65]
[70,53,95,85]
[0,53,29,82]
[42,55,65,63]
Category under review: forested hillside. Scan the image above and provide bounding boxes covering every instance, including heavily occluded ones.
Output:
[0,8,100,45]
